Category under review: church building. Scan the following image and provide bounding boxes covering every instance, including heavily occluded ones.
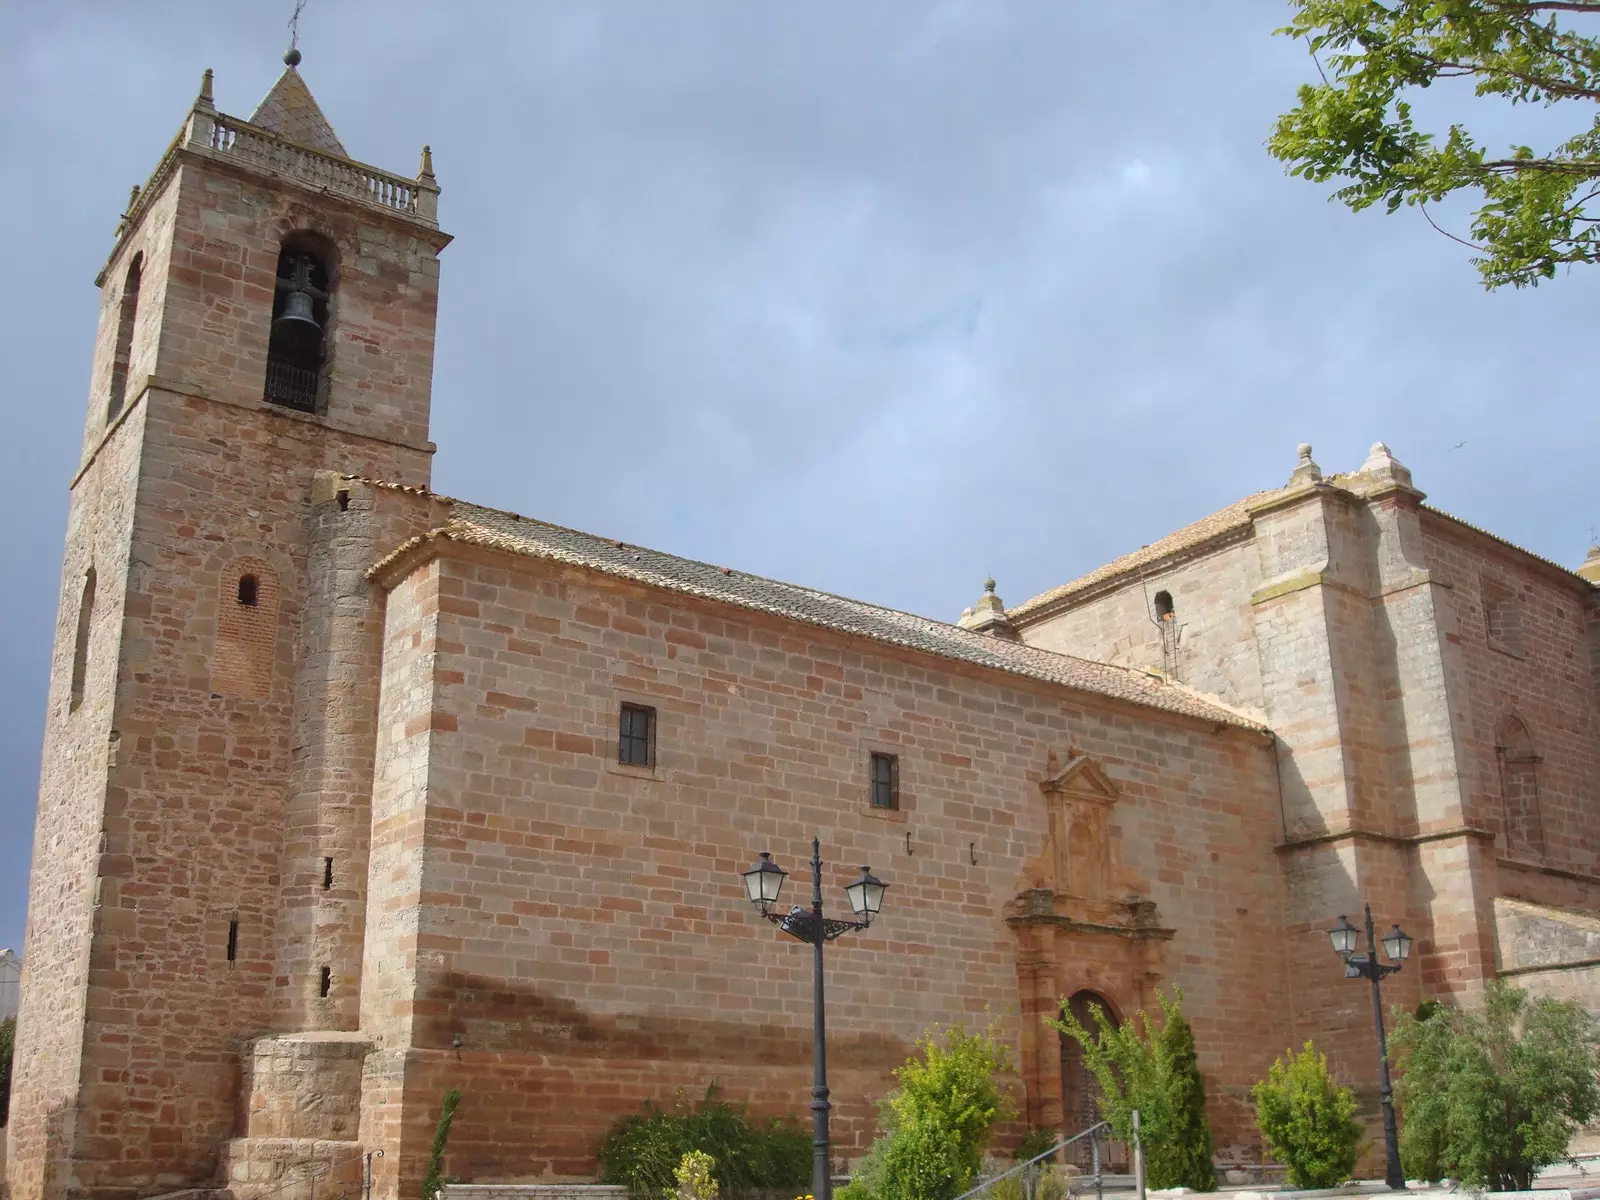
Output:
[9,59,1600,1200]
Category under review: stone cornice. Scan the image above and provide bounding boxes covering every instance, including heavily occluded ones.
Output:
[1277,825,1494,853]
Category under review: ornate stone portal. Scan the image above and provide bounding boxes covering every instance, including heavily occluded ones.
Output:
[1009,753,1173,1141]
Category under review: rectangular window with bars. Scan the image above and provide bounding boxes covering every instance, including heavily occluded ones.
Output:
[869,751,899,810]
[619,703,656,768]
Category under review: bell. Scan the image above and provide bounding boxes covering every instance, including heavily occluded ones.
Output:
[272,287,320,337]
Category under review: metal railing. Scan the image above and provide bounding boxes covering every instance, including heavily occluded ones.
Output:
[954,1119,1137,1200]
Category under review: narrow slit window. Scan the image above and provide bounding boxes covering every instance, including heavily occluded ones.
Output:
[237,575,259,607]
[70,567,97,712]
[226,918,239,963]
[323,857,334,890]
[319,966,332,998]
[870,752,899,810]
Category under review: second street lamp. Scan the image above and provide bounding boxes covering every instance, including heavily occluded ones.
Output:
[1329,905,1413,1191]
[740,840,887,1200]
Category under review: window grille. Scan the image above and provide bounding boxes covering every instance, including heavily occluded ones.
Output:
[619,703,655,767]
[870,752,899,810]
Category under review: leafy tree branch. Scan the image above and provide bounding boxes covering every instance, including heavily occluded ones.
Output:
[1270,0,1600,287]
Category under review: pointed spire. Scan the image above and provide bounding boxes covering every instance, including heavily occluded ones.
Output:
[250,66,348,157]
[195,68,215,113]
[418,144,436,182]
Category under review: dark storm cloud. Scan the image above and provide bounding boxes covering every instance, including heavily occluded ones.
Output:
[1,2,1593,950]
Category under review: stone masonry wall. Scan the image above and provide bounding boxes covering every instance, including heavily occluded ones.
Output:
[5,406,150,1200]
[358,543,1291,1197]
[12,131,445,1200]
[1016,536,1266,711]
[1420,514,1600,896]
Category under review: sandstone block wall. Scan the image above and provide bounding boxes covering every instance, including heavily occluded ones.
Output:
[11,121,446,1200]
[1420,515,1600,892]
[358,542,1291,1194]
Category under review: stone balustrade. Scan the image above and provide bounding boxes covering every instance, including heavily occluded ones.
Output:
[202,112,435,224]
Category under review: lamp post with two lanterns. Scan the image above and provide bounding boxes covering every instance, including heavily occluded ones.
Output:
[741,840,888,1200]
[1329,905,1414,1191]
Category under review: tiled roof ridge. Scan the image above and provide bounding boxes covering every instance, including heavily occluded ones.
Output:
[358,494,1267,733]
[1420,504,1595,589]
[1000,471,1596,623]
[1007,487,1287,620]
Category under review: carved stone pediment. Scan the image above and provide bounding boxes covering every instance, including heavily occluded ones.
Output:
[1013,753,1167,936]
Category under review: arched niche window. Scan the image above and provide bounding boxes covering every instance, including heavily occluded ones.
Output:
[70,566,96,712]
[264,236,333,414]
[1153,590,1175,622]
[213,559,279,699]
[1496,716,1545,859]
[107,254,143,424]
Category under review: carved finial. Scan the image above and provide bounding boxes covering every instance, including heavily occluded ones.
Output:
[418,144,436,181]
[1353,440,1417,496]
[1289,441,1322,485]
[196,68,215,111]
[958,577,1018,639]
[1578,543,1600,585]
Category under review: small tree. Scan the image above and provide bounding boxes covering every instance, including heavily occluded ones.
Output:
[0,1016,14,1127]
[421,1088,463,1200]
[841,1023,1014,1200]
[1252,1042,1362,1189]
[1391,981,1600,1191]
[1157,1001,1215,1192]
[1050,989,1216,1192]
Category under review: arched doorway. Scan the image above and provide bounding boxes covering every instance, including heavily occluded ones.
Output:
[1059,991,1120,1166]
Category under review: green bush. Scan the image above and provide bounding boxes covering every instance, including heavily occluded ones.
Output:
[1012,1127,1059,1164]
[1049,989,1215,1192]
[842,1023,1015,1200]
[0,1016,14,1128]
[1391,981,1600,1191]
[597,1085,810,1199]
[1252,1042,1361,1188]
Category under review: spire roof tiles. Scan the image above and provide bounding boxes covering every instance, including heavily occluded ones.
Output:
[250,67,348,157]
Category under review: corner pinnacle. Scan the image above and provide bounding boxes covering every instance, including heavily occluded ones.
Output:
[418,144,436,181]
[196,68,215,112]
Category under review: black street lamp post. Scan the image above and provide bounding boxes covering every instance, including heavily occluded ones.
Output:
[741,840,887,1200]
[1329,905,1414,1191]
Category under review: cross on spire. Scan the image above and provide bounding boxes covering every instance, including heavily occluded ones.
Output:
[285,0,308,67]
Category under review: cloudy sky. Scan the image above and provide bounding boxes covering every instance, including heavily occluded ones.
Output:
[1,1,1594,952]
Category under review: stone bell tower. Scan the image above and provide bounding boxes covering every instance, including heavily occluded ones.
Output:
[8,55,449,1200]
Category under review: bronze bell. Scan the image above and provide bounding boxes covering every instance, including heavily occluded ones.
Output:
[272,284,320,337]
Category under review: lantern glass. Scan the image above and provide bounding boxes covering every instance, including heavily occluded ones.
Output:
[1329,914,1359,956]
[1382,923,1413,963]
[845,866,887,919]
[742,852,787,911]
